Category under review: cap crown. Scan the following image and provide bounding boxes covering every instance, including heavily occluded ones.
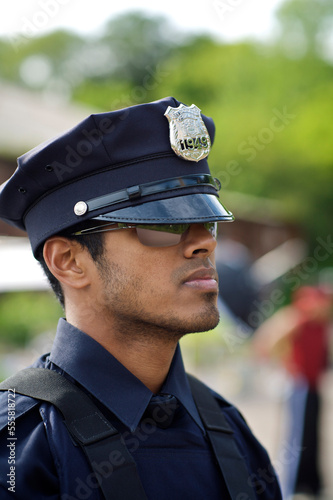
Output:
[0,97,233,256]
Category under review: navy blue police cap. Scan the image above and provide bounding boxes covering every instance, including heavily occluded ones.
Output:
[0,97,233,256]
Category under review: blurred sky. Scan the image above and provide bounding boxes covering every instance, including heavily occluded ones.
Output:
[1,0,285,42]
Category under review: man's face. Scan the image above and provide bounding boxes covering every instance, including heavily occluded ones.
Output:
[90,223,220,342]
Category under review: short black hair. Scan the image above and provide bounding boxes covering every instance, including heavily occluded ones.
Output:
[36,232,105,309]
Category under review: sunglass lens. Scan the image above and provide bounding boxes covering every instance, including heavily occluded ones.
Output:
[135,227,183,247]
[135,223,217,247]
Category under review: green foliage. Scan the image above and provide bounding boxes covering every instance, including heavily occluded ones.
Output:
[155,40,333,243]
[0,292,62,347]
[100,11,182,85]
[72,80,135,110]
[0,30,82,83]
[275,0,333,60]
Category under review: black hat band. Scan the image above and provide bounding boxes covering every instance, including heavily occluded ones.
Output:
[74,174,221,217]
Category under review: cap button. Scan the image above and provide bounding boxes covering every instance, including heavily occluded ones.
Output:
[74,201,88,216]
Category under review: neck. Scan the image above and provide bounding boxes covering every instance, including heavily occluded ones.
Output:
[100,336,178,394]
[66,305,179,394]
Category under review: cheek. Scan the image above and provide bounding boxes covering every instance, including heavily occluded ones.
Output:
[102,236,179,293]
[134,254,172,290]
[131,255,178,305]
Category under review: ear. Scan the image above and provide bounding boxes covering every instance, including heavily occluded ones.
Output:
[43,237,91,290]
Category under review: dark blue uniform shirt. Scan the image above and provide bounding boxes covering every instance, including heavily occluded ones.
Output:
[0,319,281,499]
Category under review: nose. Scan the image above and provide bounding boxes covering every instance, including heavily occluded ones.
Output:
[182,224,217,258]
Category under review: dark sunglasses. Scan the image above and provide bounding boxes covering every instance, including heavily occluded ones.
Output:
[71,222,218,247]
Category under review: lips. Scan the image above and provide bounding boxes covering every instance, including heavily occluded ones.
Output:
[183,268,218,291]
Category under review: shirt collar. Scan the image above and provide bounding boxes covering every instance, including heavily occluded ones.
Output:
[49,318,204,432]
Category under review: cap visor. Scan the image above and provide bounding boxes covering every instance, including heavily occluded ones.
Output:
[93,194,234,224]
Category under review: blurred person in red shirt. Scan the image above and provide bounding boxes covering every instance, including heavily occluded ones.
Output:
[253,285,332,499]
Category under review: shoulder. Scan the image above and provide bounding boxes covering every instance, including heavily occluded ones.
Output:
[188,374,269,457]
[0,393,59,498]
[207,386,269,456]
[0,389,40,434]
[0,355,49,432]
[196,382,282,499]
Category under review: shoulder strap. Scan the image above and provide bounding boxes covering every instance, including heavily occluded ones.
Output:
[0,368,147,500]
[188,374,257,500]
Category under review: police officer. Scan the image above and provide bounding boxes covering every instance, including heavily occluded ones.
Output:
[0,97,282,499]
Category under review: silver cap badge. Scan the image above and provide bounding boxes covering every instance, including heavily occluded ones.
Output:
[164,103,211,162]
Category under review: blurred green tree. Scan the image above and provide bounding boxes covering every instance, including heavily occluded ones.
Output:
[0,292,62,347]
[99,11,182,85]
[275,0,333,62]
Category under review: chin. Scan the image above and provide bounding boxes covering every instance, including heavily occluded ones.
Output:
[182,306,220,334]
[193,318,220,333]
